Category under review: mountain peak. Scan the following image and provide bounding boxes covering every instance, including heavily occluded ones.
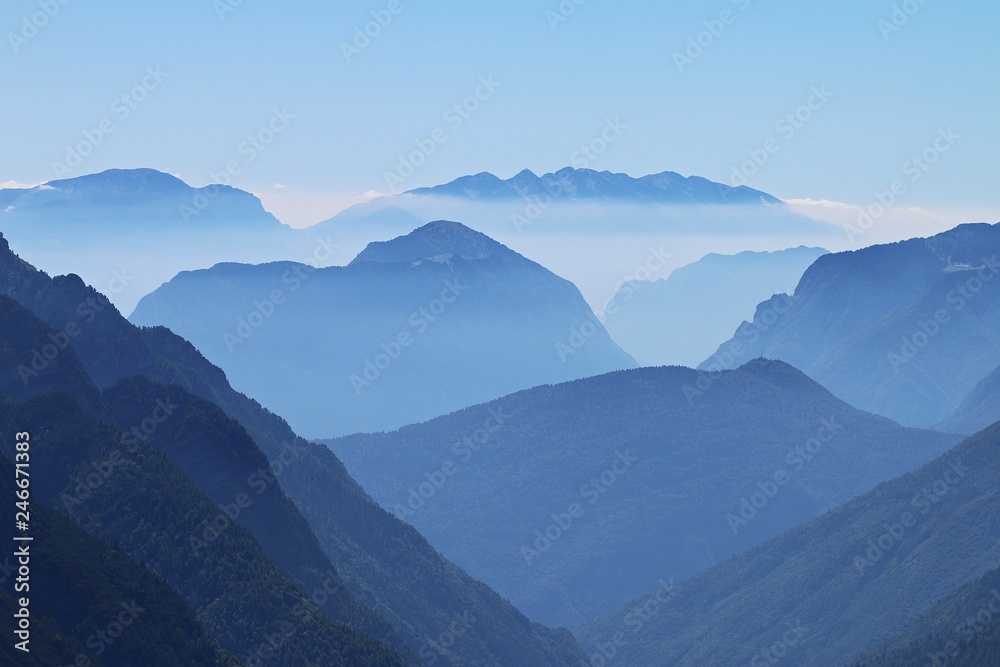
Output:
[348,220,519,266]
[0,167,284,231]
[45,167,191,194]
[735,357,805,379]
[690,357,831,398]
[404,167,783,206]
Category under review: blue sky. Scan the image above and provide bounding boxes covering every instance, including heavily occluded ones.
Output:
[2,0,997,226]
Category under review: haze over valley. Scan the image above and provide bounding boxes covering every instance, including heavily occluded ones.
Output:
[3,2,999,665]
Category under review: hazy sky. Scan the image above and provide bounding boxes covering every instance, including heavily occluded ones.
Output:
[2,0,997,227]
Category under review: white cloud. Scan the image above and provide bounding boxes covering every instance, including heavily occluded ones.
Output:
[785,197,958,248]
[0,180,39,190]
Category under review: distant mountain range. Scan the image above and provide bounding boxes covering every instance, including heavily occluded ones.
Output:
[603,246,828,366]
[3,163,997,665]
[306,167,841,311]
[702,222,1000,428]
[0,168,317,314]
[406,167,783,205]
[577,420,1000,665]
[0,167,841,317]
[324,359,957,628]
[0,231,590,666]
[130,221,637,437]
[309,167,834,244]
[0,168,275,230]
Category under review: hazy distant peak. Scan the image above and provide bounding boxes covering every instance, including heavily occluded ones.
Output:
[411,172,510,199]
[45,167,191,194]
[0,167,285,233]
[511,168,539,180]
[741,245,829,256]
[405,166,783,206]
[701,246,828,261]
[1,168,279,209]
[348,220,520,266]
